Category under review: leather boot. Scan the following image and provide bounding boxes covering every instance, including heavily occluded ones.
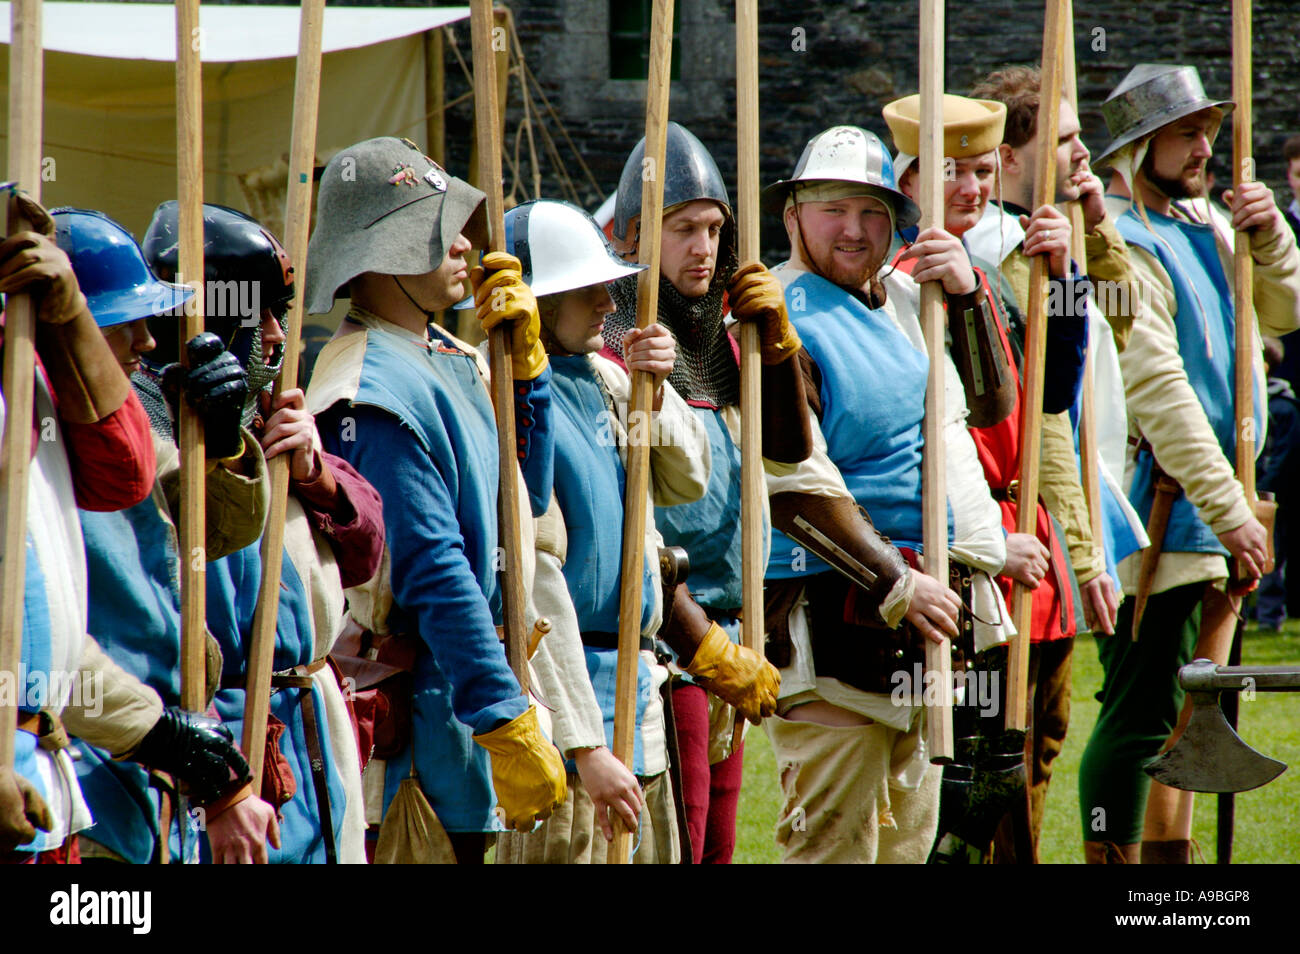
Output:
[1084,841,1139,864]
[1141,839,1191,864]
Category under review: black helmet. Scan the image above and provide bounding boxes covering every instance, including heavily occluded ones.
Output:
[613,122,732,242]
[142,202,293,368]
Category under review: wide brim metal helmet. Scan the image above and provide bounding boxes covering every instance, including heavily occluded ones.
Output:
[1095,64,1234,165]
[613,122,732,242]
[52,207,193,329]
[143,200,294,366]
[305,136,488,314]
[505,199,646,299]
[761,125,920,230]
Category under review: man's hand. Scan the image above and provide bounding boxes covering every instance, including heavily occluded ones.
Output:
[1070,162,1107,235]
[728,261,801,364]
[260,387,322,482]
[0,767,51,854]
[1003,532,1050,588]
[0,230,87,325]
[1020,205,1072,278]
[474,707,566,831]
[572,746,642,844]
[1079,573,1120,636]
[472,251,546,380]
[206,794,281,864]
[1223,180,1286,238]
[622,321,676,409]
[897,227,977,294]
[161,332,249,460]
[1218,516,1269,581]
[903,570,962,645]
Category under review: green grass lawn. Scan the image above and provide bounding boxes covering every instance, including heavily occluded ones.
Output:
[735,619,1300,864]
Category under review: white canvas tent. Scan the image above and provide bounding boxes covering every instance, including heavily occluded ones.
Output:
[0,3,468,237]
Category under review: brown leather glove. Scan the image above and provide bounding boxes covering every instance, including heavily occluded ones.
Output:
[0,766,52,854]
[659,588,779,724]
[728,261,801,364]
[770,491,910,627]
[0,195,131,423]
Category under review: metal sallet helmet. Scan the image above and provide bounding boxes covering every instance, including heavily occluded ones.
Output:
[613,121,732,242]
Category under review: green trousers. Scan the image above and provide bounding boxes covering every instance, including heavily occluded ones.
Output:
[1078,583,1203,845]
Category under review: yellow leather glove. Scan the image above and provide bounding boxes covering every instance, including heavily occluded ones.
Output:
[471,251,548,380]
[0,766,52,854]
[684,622,780,724]
[728,261,801,365]
[473,705,566,831]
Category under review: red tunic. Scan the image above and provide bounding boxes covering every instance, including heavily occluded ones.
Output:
[890,256,1076,642]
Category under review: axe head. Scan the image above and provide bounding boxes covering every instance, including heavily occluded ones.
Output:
[1144,690,1287,793]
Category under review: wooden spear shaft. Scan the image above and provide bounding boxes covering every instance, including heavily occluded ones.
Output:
[470,0,529,693]
[918,0,953,762]
[0,0,42,769]
[1062,0,1105,548]
[1232,0,1255,505]
[175,0,207,715]
[608,0,674,865]
[729,0,764,755]
[1007,0,1067,732]
[240,0,325,789]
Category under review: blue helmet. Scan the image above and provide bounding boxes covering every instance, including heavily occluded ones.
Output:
[51,208,193,329]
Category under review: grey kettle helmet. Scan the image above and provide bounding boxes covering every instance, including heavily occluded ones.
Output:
[1095,64,1234,165]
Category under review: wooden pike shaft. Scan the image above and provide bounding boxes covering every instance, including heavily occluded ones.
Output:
[608,0,674,865]
[918,0,953,762]
[1062,0,1105,547]
[729,0,763,755]
[241,0,325,789]
[175,0,207,714]
[1232,0,1255,504]
[470,0,529,693]
[1007,0,1066,731]
[0,0,42,769]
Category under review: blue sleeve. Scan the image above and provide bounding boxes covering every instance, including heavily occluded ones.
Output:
[1042,270,1089,414]
[320,403,526,735]
[514,365,554,517]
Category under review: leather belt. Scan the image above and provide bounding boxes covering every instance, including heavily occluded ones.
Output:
[581,631,654,653]
[220,657,328,692]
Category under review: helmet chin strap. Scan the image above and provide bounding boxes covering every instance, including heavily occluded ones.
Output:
[393,275,440,323]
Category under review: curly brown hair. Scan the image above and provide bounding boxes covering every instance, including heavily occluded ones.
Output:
[971,66,1042,149]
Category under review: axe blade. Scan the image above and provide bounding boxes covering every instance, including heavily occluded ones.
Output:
[1144,690,1287,793]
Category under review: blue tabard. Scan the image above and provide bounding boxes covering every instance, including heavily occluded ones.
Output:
[654,407,748,613]
[318,326,549,832]
[74,501,195,864]
[767,271,952,580]
[205,542,346,864]
[549,355,656,774]
[1116,208,1265,555]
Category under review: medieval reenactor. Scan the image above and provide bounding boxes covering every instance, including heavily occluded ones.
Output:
[601,122,794,863]
[884,93,1099,861]
[493,198,712,862]
[1076,64,1300,864]
[0,196,261,862]
[143,201,385,863]
[305,137,565,865]
[53,207,282,863]
[759,126,1014,863]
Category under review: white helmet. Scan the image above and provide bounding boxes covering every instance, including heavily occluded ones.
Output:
[508,199,644,299]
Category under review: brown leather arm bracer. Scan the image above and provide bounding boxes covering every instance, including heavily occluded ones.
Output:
[759,348,814,464]
[36,301,132,424]
[769,491,909,624]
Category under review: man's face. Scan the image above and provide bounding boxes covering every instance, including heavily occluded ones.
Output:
[659,200,725,298]
[1142,108,1221,201]
[1052,101,1091,201]
[785,194,893,288]
[103,318,155,377]
[398,232,473,312]
[899,154,996,238]
[1287,157,1300,204]
[544,282,617,355]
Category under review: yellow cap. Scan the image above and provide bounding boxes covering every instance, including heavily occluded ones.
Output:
[882,94,1007,159]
